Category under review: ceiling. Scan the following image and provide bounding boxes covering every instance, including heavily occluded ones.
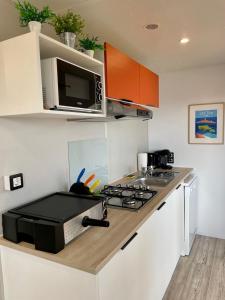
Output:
[1,0,225,73]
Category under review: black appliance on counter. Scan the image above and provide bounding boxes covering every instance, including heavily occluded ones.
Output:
[147,149,174,169]
[2,192,109,254]
[100,184,157,211]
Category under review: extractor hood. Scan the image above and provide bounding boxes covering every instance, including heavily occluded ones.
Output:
[106,98,153,120]
[69,98,153,122]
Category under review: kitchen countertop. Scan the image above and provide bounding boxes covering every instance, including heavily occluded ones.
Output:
[0,167,192,274]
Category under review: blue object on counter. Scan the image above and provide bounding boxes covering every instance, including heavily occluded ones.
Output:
[76,168,85,183]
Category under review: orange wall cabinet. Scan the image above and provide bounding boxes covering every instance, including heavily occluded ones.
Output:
[104,43,140,102]
[139,65,159,107]
[104,43,159,107]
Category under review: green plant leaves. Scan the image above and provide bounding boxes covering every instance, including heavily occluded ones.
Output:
[79,36,104,51]
[51,10,85,35]
[15,1,55,26]
[14,2,103,52]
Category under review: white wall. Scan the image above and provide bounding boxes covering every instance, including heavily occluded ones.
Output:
[0,118,148,234]
[148,64,225,239]
[107,121,148,181]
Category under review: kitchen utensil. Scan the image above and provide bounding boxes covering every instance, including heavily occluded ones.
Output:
[90,179,101,193]
[84,174,95,186]
[76,168,86,183]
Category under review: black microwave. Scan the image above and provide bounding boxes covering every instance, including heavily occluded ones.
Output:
[41,57,103,113]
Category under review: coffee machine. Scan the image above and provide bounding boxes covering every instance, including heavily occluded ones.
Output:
[147,149,174,169]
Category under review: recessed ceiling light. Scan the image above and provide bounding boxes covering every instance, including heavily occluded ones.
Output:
[145,24,159,30]
[180,37,190,44]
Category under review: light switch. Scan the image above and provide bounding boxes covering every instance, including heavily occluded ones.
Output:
[4,173,24,191]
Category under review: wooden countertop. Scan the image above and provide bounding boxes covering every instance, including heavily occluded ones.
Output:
[0,167,192,274]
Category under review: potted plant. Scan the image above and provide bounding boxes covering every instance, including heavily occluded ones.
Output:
[79,36,104,58]
[15,1,55,33]
[51,10,85,48]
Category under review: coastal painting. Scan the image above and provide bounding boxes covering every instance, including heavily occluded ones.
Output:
[195,109,217,139]
[189,103,224,144]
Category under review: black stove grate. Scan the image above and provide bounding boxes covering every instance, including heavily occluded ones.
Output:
[100,184,157,211]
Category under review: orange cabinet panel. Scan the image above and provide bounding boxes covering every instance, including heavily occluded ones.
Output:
[104,43,139,102]
[139,65,159,107]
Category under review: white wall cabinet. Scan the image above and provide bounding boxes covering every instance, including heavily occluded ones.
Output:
[0,185,184,300]
[0,32,106,119]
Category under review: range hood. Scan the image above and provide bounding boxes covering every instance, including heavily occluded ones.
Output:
[69,98,153,122]
[106,98,153,120]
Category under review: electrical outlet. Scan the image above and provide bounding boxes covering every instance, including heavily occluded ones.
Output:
[4,173,24,191]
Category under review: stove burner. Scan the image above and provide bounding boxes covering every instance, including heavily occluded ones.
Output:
[103,186,122,196]
[109,188,120,193]
[123,198,136,206]
[136,191,144,197]
[135,191,153,200]
[121,190,134,197]
[101,184,157,211]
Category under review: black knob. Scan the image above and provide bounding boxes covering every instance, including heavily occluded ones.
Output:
[103,208,108,219]
[96,93,103,102]
[97,82,102,90]
[82,216,110,228]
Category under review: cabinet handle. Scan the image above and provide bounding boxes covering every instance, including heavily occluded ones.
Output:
[121,232,138,250]
[157,202,166,211]
[176,184,181,190]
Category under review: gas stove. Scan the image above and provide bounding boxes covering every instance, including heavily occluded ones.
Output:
[100,184,157,211]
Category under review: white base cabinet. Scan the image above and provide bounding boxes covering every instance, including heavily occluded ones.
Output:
[99,185,184,300]
[0,186,184,300]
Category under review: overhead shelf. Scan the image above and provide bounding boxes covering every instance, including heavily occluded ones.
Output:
[0,32,106,120]
[39,34,103,72]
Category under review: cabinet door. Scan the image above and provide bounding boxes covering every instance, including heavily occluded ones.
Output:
[104,43,140,102]
[98,187,184,300]
[138,199,177,300]
[138,187,184,300]
[98,231,144,300]
[136,211,165,300]
[98,211,169,300]
[139,65,159,107]
[0,246,98,300]
[154,186,184,298]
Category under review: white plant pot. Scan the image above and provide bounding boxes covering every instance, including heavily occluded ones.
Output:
[85,50,95,58]
[28,21,42,33]
[60,32,76,48]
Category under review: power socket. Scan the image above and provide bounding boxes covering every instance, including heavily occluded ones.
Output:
[4,173,24,191]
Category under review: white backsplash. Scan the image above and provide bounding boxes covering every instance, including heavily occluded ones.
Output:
[0,118,148,233]
[68,138,108,190]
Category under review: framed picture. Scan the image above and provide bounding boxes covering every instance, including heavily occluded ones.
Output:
[188,102,224,144]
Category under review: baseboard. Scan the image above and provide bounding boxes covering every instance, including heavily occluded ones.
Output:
[196,231,225,240]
